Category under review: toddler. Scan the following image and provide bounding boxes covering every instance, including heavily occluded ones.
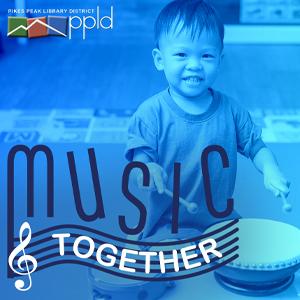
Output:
[125,0,290,239]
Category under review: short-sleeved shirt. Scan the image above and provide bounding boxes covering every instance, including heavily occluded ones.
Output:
[125,88,265,238]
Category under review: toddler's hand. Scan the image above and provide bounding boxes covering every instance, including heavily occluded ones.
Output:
[137,162,167,194]
[264,166,290,198]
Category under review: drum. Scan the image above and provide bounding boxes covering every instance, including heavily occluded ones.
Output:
[88,237,174,300]
[89,226,203,300]
[89,268,169,300]
[204,218,300,296]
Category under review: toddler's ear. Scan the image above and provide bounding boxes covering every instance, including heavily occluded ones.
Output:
[152,48,164,71]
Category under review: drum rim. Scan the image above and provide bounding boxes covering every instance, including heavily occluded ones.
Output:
[88,266,164,288]
[225,256,300,271]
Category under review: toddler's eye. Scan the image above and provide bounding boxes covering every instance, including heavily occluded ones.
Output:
[175,53,186,57]
[202,54,215,59]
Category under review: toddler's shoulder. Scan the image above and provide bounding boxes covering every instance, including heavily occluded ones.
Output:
[134,89,167,118]
[215,90,248,114]
[215,90,238,107]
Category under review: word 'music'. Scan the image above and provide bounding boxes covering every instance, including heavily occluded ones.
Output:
[7,145,234,235]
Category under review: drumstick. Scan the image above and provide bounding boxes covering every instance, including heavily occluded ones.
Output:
[164,189,199,214]
[280,192,292,213]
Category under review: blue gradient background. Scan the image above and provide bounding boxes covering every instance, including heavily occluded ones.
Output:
[0,0,300,299]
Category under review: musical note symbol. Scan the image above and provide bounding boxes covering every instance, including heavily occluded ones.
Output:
[8,222,38,291]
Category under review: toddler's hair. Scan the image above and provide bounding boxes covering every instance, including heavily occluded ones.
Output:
[154,0,224,48]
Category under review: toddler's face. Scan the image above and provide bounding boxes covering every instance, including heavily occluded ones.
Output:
[153,29,223,101]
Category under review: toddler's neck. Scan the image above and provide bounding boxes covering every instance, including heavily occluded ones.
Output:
[169,88,213,115]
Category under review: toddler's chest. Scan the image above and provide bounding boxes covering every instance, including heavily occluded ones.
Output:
[158,114,236,147]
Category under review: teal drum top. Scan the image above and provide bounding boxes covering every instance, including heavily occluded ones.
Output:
[204,218,300,270]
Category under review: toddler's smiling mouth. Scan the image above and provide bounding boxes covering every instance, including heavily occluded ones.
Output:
[183,76,204,84]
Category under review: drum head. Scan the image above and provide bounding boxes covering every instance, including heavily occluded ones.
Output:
[89,268,169,300]
[204,218,300,296]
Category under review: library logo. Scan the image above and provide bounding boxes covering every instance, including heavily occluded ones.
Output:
[7,6,113,40]
[7,16,68,38]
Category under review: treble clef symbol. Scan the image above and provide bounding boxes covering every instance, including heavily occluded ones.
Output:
[8,222,38,291]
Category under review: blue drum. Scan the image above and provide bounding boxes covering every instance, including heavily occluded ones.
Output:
[89,268,169,300]
[88,226,203,300]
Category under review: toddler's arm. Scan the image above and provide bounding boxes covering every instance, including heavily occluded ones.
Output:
[133,149,167,194]
[252,147,290,198]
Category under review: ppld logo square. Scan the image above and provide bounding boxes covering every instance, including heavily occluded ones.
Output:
[7,16,68,38]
